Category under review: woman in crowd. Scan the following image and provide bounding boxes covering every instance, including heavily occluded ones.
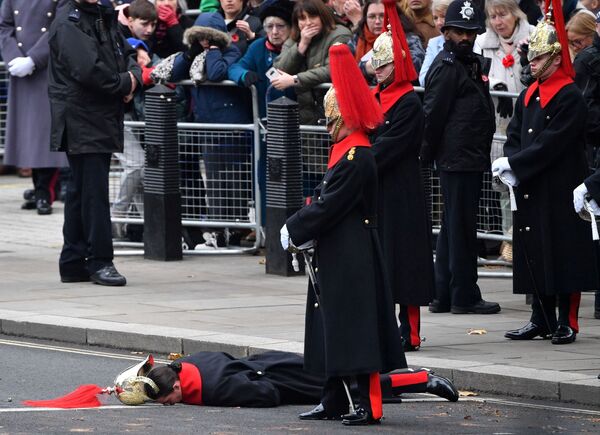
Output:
[474,0,534,262]
[152,0,194,58]
[219,0,264,55]
[272,0,352,125]
[419,0,451,86]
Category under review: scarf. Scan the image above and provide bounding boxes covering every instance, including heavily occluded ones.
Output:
[155,11,181,42]
[355,24,379,61]
[265,40,281,53]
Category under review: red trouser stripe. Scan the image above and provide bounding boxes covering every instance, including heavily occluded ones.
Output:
[390,371,428,388]
[569,293,581,332]
[369,373,382,420]
[408,305,421,346]
[48,169,60,204]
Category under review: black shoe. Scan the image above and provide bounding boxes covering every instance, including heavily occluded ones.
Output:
[61,274,91,283]
[551,325,577,345]
[451,299,501,314]
[504,322,552,340]
[90,266,126,286]
[23,189,35,201]
[426,374,459,402]
[36,199,52,215]
[595,309,600,320]
[429,299,450,313]
[341,408,381,426]
[298,403,343,421]
[21,199,36,210]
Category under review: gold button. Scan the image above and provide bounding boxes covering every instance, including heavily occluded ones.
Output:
[524,194,529,199]
[528,128,533,133]
[364,219,370,224]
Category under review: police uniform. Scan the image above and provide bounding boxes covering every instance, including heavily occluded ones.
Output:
[48,0,141,282]
[421,0,498,313]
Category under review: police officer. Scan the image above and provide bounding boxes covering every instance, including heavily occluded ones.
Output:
[421,0,500,315]
[494,3,599,344]
[49,0,141,285]
[369,0,434,351]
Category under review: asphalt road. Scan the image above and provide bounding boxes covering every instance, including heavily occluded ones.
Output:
[1,335,600,434]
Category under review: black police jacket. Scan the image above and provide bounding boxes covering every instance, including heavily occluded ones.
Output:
[421,49,495,172]
[48,0,141,154]
[573,33,600,154]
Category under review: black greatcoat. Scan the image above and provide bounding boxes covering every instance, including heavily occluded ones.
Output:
[286,143,406,377]
[504,80,599,295]
[180,351,323,407]
[371,90,435,306]
[48,0,141,154]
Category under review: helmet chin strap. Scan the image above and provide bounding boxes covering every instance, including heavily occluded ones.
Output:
[377,64,395,85]
[532,51,559,79]
[331,117,344,143]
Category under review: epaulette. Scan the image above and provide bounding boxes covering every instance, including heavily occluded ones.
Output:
[68,7,81,22]
[442,51,455,65]
[347,147,356,161]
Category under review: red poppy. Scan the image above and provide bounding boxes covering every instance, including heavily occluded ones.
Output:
[232,33,239,42]
[502,54,515,68]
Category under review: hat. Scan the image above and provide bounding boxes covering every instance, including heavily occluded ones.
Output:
[259,0,294,25]
[441,0,483,32]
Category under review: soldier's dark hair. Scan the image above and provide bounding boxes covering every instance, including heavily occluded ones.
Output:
[129,0,158,22]
[144,362,181,399]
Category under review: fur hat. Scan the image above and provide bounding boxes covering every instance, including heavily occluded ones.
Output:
[259,0,294,25]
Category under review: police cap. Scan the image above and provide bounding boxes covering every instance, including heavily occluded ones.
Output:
[441,0,483,32]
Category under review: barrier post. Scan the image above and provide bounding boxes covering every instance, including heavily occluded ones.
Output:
[143,85,182,261]
[265,97,304,276]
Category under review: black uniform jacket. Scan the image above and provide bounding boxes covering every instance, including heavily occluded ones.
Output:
[48,0,141,154]
[177,351,323,407]
[505,68,599,295]
[372,86,434,306]
[421,49,495,171]
[286,132,406,377]
[573,33,600,154]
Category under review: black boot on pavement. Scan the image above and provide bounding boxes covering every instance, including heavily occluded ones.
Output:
[341,408,381,426]
[426,374,459,402]
[451,299,501,314]
[36,199,52,215]
[90,265,126,286]
[505,322,552,340]
[551,325,577,345]
[428,299,450,313]
[299,403,343,421]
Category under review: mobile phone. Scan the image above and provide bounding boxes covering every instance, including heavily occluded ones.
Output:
[266,67,281,80]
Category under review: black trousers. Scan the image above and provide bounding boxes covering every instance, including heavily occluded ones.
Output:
[59,153,113,276]
[32,167,60,203]
[321,373,382,419]
[530,293,581,332]
[435,171,483,307]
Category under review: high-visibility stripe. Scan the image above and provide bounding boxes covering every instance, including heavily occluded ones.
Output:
[407,305,421,346]
[568,293,581,332]
[369,373,382,420]
[390,371,428,388]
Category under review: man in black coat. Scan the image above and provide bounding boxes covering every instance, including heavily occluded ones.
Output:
[494,11,599,344]
[369,0,434,352]
[421,0,500,315]
[49,0,142,286]
[144,350,459,407]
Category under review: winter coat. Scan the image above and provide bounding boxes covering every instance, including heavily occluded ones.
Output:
[504,72,599,295]
[48,0,141,154]
[274,25,352,124]
[573,33,600,154]
[227,36,293,118]
[421,48,496,171]
[371,89,435,306]
[151,10,193,59]
[222,6,264,56]
[419,34,444,87]
[171,12,251,124]
[286,135,406,377]
[0,0,68,167]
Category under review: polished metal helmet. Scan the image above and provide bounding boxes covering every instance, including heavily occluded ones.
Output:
[323,86,344,142]
[527,17,561,62]
[371,28,394,70]
[112,355,158,405]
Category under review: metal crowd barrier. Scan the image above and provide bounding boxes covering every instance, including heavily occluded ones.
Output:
[0,62,8,157]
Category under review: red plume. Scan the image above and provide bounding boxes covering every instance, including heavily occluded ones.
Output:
[23,384,106,408]
[329,44,383,130]
[383,0,417,83]
[546,0,575,77]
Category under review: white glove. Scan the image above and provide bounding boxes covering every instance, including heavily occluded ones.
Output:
[573,183,588,213]
[8,56,35,77]
[491,157,511,175]
[498,169,519,187]
[589,198,600,215]
[280,224,290,251]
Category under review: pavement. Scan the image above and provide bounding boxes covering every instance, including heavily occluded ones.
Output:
[0,175,599,407]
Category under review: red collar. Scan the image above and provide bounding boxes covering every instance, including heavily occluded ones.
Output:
[179,362,203,405]
[373,81,414,114]
[524,67,573,108]
[328,130,371,169]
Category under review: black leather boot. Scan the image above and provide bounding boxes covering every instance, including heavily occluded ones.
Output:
[426,374,459,402]
[298,403,343,421]
[504,322,552,340]
[341,408,381,426]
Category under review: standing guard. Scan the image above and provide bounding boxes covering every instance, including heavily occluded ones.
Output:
[493,1,599,344]
[369,0,435,352]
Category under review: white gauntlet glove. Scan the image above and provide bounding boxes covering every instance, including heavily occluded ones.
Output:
[8,56,35,77]
[573,183,588,213]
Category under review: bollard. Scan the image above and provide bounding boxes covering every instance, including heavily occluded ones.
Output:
[143,85,182,261]
[265,97,304,276]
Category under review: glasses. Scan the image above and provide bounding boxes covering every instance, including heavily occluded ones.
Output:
[568,37,587,48]
[265,23,288,31]
[366,13,384,22]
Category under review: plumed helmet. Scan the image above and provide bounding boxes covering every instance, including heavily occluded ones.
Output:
[441,0,483,32]
[371,30,394,70]
[323,86,341,127]
[527,17,561,61]
[113,355,158,405]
